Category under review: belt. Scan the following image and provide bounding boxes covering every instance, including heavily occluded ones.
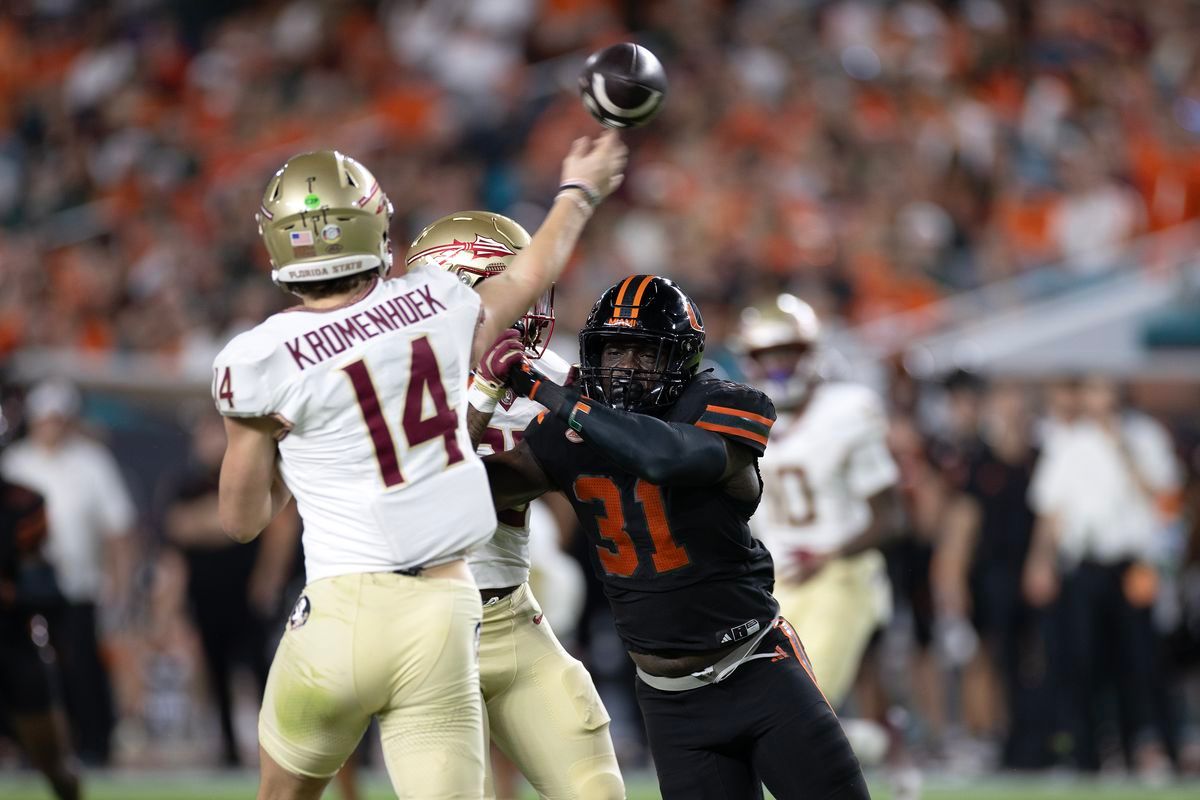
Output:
[636,619,779,692]
[480,585,520,605]
[391,553,465,577]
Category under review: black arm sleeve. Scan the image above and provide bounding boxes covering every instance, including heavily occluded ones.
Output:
[515,366,729,486]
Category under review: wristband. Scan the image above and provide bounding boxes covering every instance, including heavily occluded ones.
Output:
[555,189,592,216]
[467,382,500,414]
[558,178,602,206]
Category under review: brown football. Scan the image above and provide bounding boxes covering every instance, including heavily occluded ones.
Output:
[578,43,667,129]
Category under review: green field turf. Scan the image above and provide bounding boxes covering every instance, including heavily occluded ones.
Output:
[2,772,1199,800]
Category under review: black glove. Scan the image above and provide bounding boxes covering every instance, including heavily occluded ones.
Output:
[508,358,580,423]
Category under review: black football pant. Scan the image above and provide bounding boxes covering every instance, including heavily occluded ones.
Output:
[636,622,869,800]
[1057,559,1167,770]
[0,618,54,716]
[49,602,114,766]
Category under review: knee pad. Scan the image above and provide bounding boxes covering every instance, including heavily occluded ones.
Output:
[575,761,626,800]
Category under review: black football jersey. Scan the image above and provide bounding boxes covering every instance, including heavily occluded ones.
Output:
[0,480,48,629]
[524,374,779,655]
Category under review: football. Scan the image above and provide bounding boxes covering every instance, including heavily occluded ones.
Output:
[578,43,667,129]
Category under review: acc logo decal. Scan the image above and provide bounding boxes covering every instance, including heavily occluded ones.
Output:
[287,595,311,630]
[564,428,584,444]
[321,224,342,243]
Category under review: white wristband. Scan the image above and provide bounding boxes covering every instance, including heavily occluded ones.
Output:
[468,382,499,414]
[555,189,594,217]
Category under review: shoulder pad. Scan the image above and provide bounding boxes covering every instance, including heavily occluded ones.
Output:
[212,328,281,417]
[677,375,776,455]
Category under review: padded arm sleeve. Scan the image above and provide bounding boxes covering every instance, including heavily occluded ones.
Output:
[518,368,728,486]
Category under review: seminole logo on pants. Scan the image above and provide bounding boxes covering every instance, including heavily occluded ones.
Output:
[288,595,311,630]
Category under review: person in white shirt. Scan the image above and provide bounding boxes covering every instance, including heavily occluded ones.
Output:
[1,379,136,765]
[214,136,625,800]
[1025,376,1181,774]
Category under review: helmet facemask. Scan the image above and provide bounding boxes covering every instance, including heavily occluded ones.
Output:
[579,330,695,412]
[514,285,555,359]
[746,342,819,409]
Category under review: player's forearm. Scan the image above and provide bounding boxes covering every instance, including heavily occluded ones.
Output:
[219,485,273,543]
[483,451,551,510]
[526,376,727,486]
[467,403,495,451]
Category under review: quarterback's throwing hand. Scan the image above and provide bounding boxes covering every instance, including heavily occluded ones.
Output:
[561,130,628,202]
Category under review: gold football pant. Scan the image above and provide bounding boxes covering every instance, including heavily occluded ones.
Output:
[258,572,485,799]
[480,583,623,800]
[773,550,892,708]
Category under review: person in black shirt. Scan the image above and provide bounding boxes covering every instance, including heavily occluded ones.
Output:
[0,417,80,800]
[934,382,1053,768]
[484,275,867,799]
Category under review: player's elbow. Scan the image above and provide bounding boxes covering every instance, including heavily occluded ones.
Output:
[221,520,262,544]
[636,453,687,486]
[218,503,264,543]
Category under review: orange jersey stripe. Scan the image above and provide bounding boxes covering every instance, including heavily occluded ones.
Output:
[705,404,775,427]
[696,420,769,446]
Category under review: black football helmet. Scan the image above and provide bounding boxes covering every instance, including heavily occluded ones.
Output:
[579,275,705,412]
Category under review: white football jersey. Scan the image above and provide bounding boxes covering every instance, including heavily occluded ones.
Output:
[754,382,899,557]
[468,348,572,589]
[211,265,497,583]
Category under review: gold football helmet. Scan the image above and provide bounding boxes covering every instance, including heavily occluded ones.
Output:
[256,150,393,285]
[405,210,554,357]
[735,294,822,407]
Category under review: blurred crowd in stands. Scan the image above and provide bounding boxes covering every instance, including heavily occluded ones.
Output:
[3,0,1200,361]
[1,0,1200,787]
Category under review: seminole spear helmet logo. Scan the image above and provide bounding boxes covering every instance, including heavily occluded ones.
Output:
[405,234,518,282]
